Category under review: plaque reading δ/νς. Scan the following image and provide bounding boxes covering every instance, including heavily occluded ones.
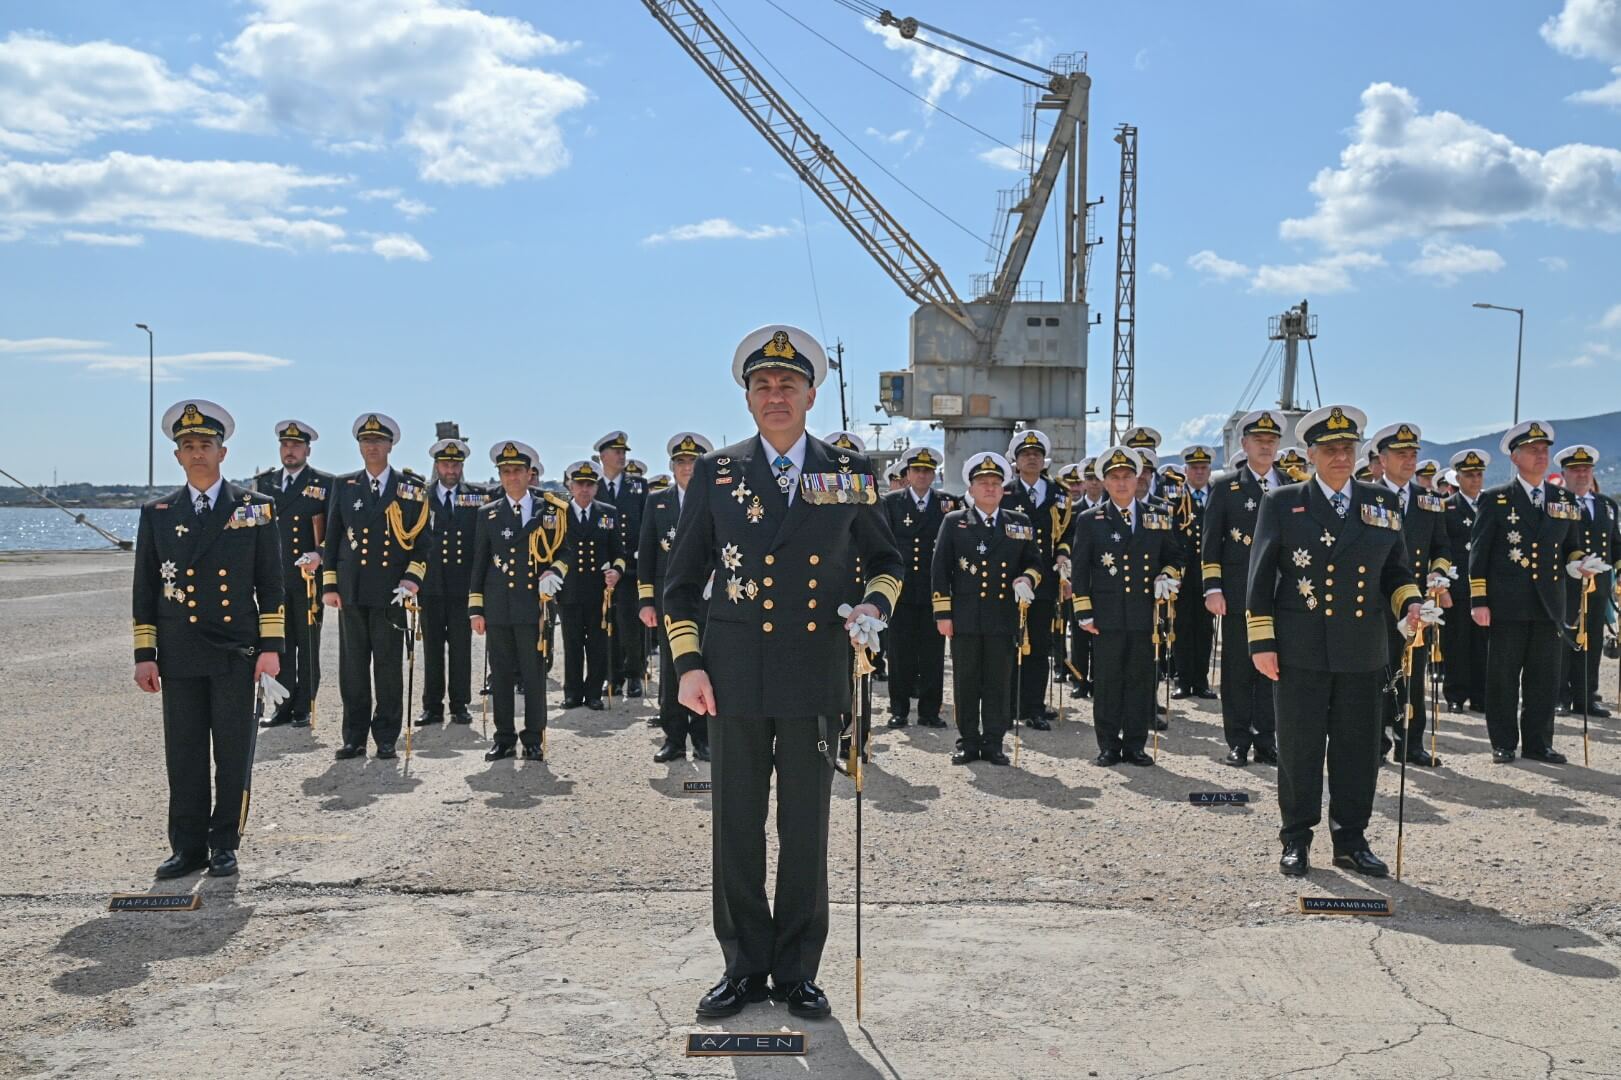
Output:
[108,894,202,912]
[682,781,713,793]
[684,1032,805,1056]
[1188,791,1250,805]
[1298,896,1392,916]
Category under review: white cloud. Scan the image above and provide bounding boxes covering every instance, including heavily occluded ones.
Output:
[1406,240,1505,283]
[219,0,591,186]
[1186,249,1250,281]
[358,187,402,201]
[1600,302,1621,329]
[0,32,253,155]
[1171,413,1225,446]
[1541,255,1570,271]
[1281,82,1621,249]
[43,348,293,380]
[369,232,429,260]
[863,21,987,108]
[61,230,144,247]
[0,151,384,253]
[1187,248,1381,294]
[865,126,912,144]
[1147,262,1171,278]
[0,336,106,353]
[1542,0,1621,62]
[641,218,792,245]
[1133,48,1150,71]
[1558,352,1600,369]
[393,197,432,218]
[978,146,1028,173]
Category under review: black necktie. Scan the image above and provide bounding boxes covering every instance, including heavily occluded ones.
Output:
[195,492,210,517]
[371,477,381,499]
[1531,486,1544,510]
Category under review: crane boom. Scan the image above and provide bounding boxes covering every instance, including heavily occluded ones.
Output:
[642,0,976,333]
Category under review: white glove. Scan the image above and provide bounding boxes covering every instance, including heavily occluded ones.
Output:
[836,603,887,652]
[1419,598,1444,626]
[294,551,321,569]
[259,673,290,710]
[1012,577,1035,604]
[701,572,714,601]
[1426,572,1451,592]
[1581,554,1612,576]
[1567,558,1587,580]
[1056,555,1072,582]
[1153,575,1180,600]
[391,584,414,606]
[538,573,563,598]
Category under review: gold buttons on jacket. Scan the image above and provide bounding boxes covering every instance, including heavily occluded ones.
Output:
[218,569,227,577]
[765,555,775,565]
[186,584,196,593]
[763,622,774,632]
[763,577,774,587]
[186,568,195,577]
[763,599,775,610]
[807,621,817,632]
[809,555,820,565]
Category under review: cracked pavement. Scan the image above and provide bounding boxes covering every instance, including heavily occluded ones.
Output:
[3,551,1620,1078]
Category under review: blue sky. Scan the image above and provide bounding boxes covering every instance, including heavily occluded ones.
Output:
[4,0,1621,484]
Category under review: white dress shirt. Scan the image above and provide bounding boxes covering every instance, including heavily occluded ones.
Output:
[760,431,808,504]
[187,476,224,512]
[509,492,533,526]
[365,466,391,495]
[281,467,304,492]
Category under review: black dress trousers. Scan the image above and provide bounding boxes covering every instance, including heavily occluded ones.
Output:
[1486,619,1561,753]
[420,593,472,715]
[952,632,1014,752]
[161,651,257,853]
[1091,628,1155,754]
[338,603,405,747]
[1274,666,1382,852]
[487,622,546,746]
[560,602,609,703]
[887,601,944,719]
[1219,609,1277,753]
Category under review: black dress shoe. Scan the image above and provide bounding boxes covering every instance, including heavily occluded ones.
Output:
[1224,748,1249,767]
[1195,688,1218,700]
[290,714,310,728]
[416,711,443,726]
[1122,749,1156,766]
[261,709,292,728]
[886,714,910,729]
[561,697,583,709]
[1253,745,1280,766]
[1279,843,1310,877]
[586,699,605,711]
[653,741,686,763]
[375,742,398,760]
[1026,716,1052,732]
[1039,706,1059,721]
[521,743,544,762]
[1523,746,1568,764]
[982,748,1012,766]
[1587,702,1612,718]
[335,743,366,760]
[692,741,711,762]
[696,973,771,1018]
[1172,687,1195,700]
[485,743,517,762]
[1491,747,1516,764]
[207,849,238,877]
[774,978,832,1018]
[627,678,644,698]
[1405,746,1442,767]
[155,850,208,879]
[1333,848,1389,878]
[450,707,474,725]
[1092,749,1122,767]
[917,714,948,728]
[950,748,979,765]
[1156,703,1168,715]
[1079,682,1093,699]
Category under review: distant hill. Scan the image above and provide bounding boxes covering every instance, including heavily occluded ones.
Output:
[1423,410,1621,488]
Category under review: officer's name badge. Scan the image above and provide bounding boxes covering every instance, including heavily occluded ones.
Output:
[302,484,328,501]
[1417,494,1445,512]
[800,472,877,505]
[1142,513,1171,530]
[1547,500,1580,521]
[225,503,272,529]
[1360,503,1400,529]
[1004,523,1034,540]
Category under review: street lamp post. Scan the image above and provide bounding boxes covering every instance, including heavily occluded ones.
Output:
[1471,302,1524,425]
[135,323,153,488]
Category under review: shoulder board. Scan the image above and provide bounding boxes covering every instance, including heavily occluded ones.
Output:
[800,471,878,505]
[402,468,425,482]
[1229,480,1242,490]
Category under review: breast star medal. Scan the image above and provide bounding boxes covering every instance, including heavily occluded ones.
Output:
[1506,530,1521,544]
[958,557,971,572]
[725,575,744,603]
[1231,528,1243,542]
[1292,548,1311,568]
[721,543,743,571]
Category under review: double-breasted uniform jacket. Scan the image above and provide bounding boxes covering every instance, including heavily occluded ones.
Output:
[1000,476,1069,601]
[883,486,957,607]
[1385,479,1453,642]
[662,435,904,717]
[600,472,646,591]
[1201,467,1269,598]
[1469,480,1585,626]
[556,498,626,607]
[929,506,1044,637]
[421,481,488,598]
[638,485,708,612]
[133,482,286,673]
[468,489,572,625]
[1068,498,1186,632]
[1444,491,1481,611]
[1562,490,1621,623]
[1245,480,1420,673]
[320,468,430,605]
[253,466,333,587]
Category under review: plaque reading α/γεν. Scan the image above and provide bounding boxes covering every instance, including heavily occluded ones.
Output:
[685,1032,805,1056]
[1298,896,1392,916]
[108,894,202,912]
[683,780,713,793]
[1188,791,1250,805]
